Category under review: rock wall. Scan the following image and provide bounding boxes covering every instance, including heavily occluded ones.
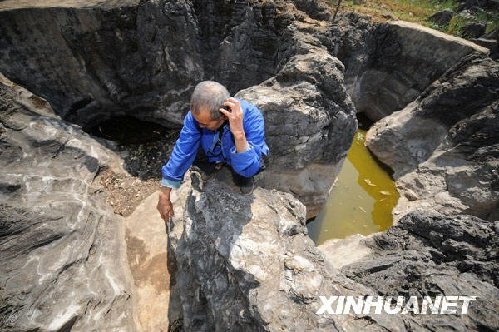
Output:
[167,173,415,331]
[0,74,138,331]
[366,55,499,220]
[328,17,490,121]
[343,211,499,331]
[0,0,294,128]
[0,0,357,217]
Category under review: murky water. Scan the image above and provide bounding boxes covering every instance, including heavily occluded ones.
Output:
[307,129,399,245]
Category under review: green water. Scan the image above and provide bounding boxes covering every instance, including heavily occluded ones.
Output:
[307,130,399,245]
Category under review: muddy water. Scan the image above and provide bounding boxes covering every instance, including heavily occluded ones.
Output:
[307,130,399,245]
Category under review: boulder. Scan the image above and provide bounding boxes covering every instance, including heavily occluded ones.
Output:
[462,22,487,38]
[428,9,454,26]
[366,55,499,219]
[0,74,138,331]
[343,210,499,331]
[237,45,356,217]
[167,173,412,331]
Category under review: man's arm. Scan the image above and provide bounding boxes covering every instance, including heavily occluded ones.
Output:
[157,112,201,222]
[220,99,268,177]
[161,111,201,187]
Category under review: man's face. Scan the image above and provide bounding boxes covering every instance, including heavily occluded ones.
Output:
[192,107,226,131]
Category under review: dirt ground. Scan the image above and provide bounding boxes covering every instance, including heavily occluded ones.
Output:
[97,133,178,217]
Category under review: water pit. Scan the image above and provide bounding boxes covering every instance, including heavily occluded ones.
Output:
[307,128,399,244]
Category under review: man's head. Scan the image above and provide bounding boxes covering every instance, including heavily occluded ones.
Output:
[190,81,230,131]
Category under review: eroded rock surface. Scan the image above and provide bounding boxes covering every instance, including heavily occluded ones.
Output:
[0,0,357,217]
[1,0,498,331]
[330,19,489,122]
[0,74,137,331]
[237,47,356,217]
[366,55,499,219]
[167,174,416,331]
[168,173,499,331]
[344,210,499,331]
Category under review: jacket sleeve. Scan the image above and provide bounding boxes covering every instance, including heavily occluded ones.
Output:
[161,112,201,189]
[230,103,269,177]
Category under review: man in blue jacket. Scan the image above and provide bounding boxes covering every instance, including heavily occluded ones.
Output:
[157,81,269,222]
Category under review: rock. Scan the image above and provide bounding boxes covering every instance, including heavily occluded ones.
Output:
[1,2,498,331]
[462,22,487,38]
[290,0,332,21]
[366,55,499,219]
[0,0,357,217]
[317,234,372,269]
[169,173,499,330]
[0,74,137,330]
[336,20,489,122]
[167,175,411,331]
[343,210,499,331]
[457,0,495,11]
[0,0,287,128]
[124,191,172,331]
[237,44,356,217]
[470,37,498,54]
[428,9,454,26]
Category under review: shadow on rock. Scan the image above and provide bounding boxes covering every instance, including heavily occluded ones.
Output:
[166,169,264,331]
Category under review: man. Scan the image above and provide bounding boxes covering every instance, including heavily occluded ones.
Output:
[156,81,269,222]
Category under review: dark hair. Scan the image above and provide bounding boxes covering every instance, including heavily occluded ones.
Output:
[190,81,230,120]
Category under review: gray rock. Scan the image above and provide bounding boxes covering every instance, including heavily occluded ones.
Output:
[366,55,499,219]
[237,44,356,217]
[344,210,499,331]
[329,19,489,122]
[167,175,411,331]
[428,9,454,26]
[470,37,498,55]
[1,2,498,331]
[0,0,287,128]
[0,74,137,331]
[0,0,357,217]
[462,22,487,38]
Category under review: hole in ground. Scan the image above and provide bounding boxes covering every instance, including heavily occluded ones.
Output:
[85,116,180,217]
[85,116,170,145]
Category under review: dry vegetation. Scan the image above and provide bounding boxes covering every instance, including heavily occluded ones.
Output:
[330,0,498,36]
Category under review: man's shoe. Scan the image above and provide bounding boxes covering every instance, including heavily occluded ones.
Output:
[238,176,255,195]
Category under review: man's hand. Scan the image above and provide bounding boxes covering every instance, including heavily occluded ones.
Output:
[157,187,174,222]
[220,97,249,152]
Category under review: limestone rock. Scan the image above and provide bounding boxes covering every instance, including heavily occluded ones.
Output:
[167,175,410,331]
[0,0,357,217]
[0,74,137,331]
[344,210,499,331]
[428,9,454,27]
[335,20,489,121]
[237,45,356,217]
[366,55,499,219]
[462,22,487,38]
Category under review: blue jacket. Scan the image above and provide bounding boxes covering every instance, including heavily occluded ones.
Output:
[161,99,269,189]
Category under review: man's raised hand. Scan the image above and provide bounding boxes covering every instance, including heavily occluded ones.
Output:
[220,97,249,153]
[220,97,245,139]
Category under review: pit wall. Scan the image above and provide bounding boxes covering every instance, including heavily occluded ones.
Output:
[0,0,359,217]
[338,20,489,122]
